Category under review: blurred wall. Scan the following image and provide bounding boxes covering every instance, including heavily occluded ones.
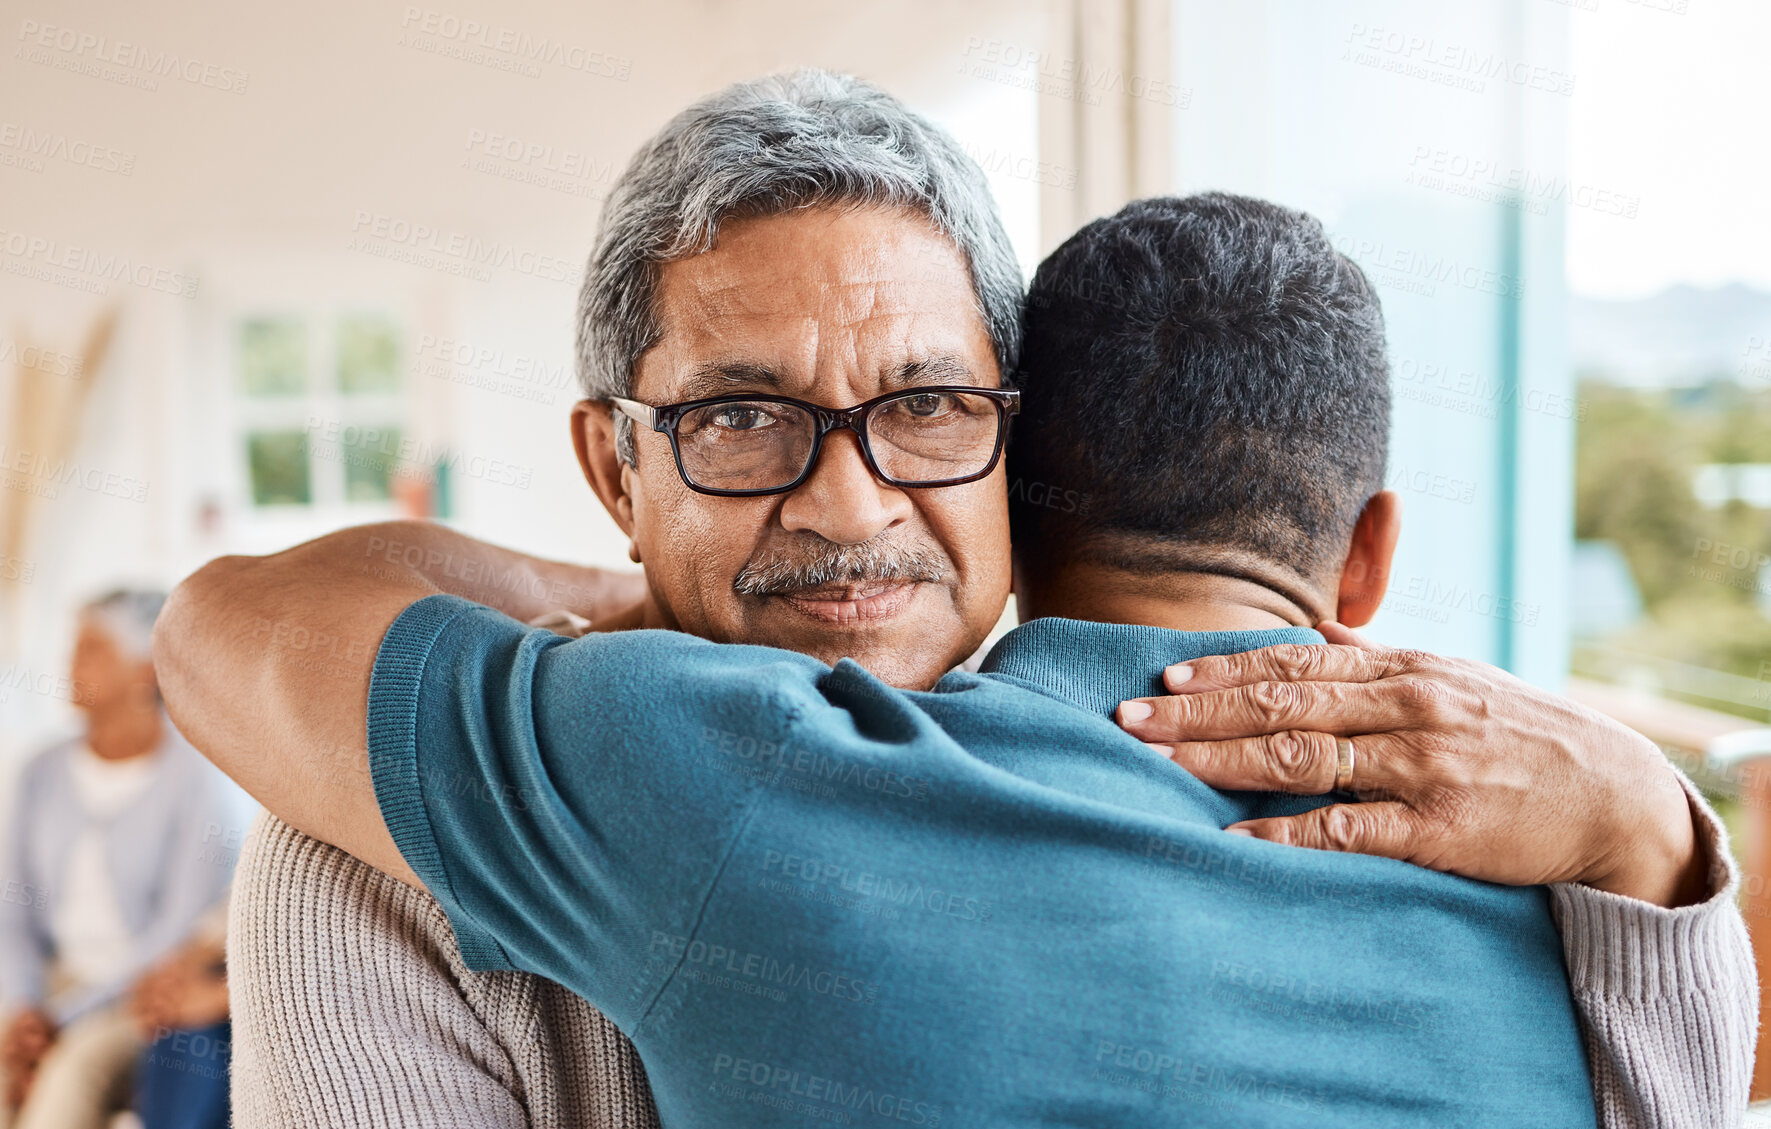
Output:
[0,0,1056,759]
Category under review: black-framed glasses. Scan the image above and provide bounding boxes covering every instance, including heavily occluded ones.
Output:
[609,386,1020,497]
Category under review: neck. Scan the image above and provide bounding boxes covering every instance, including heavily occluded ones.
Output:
[1018,559,1328,633]
[86,703,163,761]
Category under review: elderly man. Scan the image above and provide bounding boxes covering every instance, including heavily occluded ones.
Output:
[179,74,1749,1127]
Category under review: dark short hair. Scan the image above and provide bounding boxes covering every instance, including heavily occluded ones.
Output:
[1008,192,1390,580]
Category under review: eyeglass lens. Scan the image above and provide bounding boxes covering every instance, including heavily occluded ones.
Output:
[673,391,1002,492]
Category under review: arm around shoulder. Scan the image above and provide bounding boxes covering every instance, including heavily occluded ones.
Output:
[155,530,443,886]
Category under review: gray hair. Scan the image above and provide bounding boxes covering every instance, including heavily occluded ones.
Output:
[81,588,167,662]
[577,68,1024,462]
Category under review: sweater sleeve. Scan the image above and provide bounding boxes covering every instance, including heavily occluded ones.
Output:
[226,810,659,1129]
[1550,769,1757,1129]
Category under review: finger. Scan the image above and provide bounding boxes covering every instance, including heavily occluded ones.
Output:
[1226,801,1420,861]
[1154,730,1336,792]
[1158,731,1409,796]
[1161,641,1419,695]
[1119,679,1421,742]
[1315,621,1378,650]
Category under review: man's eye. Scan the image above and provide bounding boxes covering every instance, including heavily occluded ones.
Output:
[712,406,777,431]
[900,394,956,417]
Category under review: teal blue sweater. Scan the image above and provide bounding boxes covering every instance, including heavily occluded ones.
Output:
[370,596,1595,1127]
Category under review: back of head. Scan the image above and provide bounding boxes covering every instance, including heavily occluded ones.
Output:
[579,68,1023,461]
[1010,193,1390,587]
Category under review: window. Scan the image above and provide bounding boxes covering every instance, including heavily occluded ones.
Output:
[237,313,407,509]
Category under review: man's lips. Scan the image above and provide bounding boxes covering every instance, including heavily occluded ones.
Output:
[771,581,920,624]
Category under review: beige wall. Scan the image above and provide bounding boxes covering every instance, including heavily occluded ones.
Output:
[0,0,1075,756]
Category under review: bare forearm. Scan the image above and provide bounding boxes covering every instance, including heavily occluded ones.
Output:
[350,521,643,625]
[155,521,638,886]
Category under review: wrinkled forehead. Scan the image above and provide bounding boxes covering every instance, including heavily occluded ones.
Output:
[636,207,999,405]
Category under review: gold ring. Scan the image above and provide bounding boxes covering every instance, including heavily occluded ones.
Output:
[1333,737,1356,793]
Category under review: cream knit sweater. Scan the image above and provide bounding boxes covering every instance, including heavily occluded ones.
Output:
[229,774,1755,1129]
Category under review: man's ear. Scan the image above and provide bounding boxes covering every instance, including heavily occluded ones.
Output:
[1334,490,1401,628]
[571,400,638,549]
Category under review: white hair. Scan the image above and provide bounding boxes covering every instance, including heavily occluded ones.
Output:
[576,68,1024,461]
[81,588,166,662]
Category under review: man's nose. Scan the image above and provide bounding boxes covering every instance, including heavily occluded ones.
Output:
[777,429,912,545]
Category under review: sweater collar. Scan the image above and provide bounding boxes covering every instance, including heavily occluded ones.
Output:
[978,616,1324,717]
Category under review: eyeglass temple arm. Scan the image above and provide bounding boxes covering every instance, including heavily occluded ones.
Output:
[608,396,662,431]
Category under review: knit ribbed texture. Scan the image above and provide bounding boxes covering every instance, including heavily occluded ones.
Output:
[227,810,659,1129]
[1548,770,1757,1128]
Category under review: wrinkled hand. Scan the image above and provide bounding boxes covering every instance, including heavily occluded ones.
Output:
[1117,624,1707,907]
[1,1007,53,1106]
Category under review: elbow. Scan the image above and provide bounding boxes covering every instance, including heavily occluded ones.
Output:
[153,555,253,728]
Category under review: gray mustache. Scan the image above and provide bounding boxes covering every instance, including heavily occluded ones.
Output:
[733,541,948,597]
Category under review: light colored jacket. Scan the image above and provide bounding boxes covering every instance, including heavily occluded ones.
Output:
[0,726,252,1023]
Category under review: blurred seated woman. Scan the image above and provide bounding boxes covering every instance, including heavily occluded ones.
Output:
[0,591,247,1129]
